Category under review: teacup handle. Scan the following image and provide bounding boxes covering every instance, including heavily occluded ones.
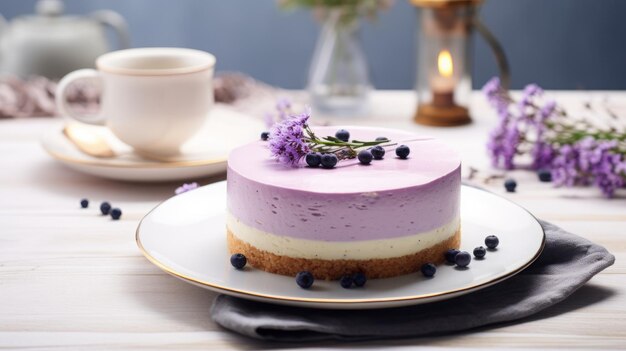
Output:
[55,69,106,125]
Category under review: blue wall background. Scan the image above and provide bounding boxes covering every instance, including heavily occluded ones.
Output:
[2,0,625,90]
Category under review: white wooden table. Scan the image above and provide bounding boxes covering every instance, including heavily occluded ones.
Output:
[1,91,624,350]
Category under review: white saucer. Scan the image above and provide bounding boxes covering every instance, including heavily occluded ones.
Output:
[41,105,265,182]
[136,181,545,309]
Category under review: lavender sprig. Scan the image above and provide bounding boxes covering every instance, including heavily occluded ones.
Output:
[268,107,391,167]
[483,77,626,197]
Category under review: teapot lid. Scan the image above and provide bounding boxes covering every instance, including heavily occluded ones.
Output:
[35,0,64,17]
[35,0,65,17]
[13,0,87,27]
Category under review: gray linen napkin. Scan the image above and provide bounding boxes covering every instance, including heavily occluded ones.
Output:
[211,220,615,341]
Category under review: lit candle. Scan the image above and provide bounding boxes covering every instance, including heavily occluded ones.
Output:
[431,49,455,107]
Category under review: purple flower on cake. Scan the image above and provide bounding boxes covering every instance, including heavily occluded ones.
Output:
[175,182,198,195]
[266,105,394,167]
[483,77,626,197]
[268,109,312,167]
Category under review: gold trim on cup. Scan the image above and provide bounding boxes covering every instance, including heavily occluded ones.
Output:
[96,48,216,76]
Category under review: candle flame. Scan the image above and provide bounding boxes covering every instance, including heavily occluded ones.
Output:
[438,50,453,78]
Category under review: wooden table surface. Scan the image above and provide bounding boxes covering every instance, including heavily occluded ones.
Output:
[1,91,624,350]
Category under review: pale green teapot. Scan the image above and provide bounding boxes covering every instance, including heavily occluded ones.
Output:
[0,0,130,79]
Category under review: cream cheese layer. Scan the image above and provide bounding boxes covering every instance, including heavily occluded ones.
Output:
[227,212,460,260]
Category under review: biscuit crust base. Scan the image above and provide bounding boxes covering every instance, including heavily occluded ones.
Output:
[227,228,461,280]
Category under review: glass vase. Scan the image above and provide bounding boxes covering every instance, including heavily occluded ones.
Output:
[307,10,371,115]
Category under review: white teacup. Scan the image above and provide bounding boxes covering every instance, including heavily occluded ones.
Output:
[56,47,216,157]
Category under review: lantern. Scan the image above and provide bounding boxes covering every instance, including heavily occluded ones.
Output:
[412,0,509,126]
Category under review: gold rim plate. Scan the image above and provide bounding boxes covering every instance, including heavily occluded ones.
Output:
[136,182,545,309]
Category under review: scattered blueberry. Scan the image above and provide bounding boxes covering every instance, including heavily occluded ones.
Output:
[320,154,338,169]
[375,136,388,141]
[371,145,385,160]
[335,129,350,142]
[110,208,122,220]
[357,150,373,165]
[504,178,517,192]
[80,198,89,208]
[485,235,500,249]
[421,263,437,277]
[100,201,111,215]
[537,169,552,182]
[395,145,410,159]
[353,272,367,287]
[444,249,460,264]
[230,253,247,269]
[339,275,353,289]
[473,246,487,259]
[260,131,270,141]
[455,251,471,267]
[305,152,322,167]
[296,271,314,289]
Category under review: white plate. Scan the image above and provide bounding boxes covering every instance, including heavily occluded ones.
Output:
[136,182,545,309]
[41,105,265,182]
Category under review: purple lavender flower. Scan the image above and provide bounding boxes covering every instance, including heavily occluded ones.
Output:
[551,144,581,187]
[483,77,510,118]
[175,182,198,195]
[502,126,520,170]
[519,84,543,106]
[589,140,625,197]
[265,102,392,168]
[539,100,556,121]
[483,77,625,197]
[531,142,556,170]
[518,84,545,124]
[482,77,501,99]
[551,137,625,197]
[486,119,520,170]
[264,97,293,129]
[268,109,311,167]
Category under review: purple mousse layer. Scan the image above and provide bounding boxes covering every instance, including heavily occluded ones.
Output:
[227,126,461,242]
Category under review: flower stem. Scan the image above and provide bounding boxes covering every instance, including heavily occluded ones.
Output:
[303,124,390,159]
